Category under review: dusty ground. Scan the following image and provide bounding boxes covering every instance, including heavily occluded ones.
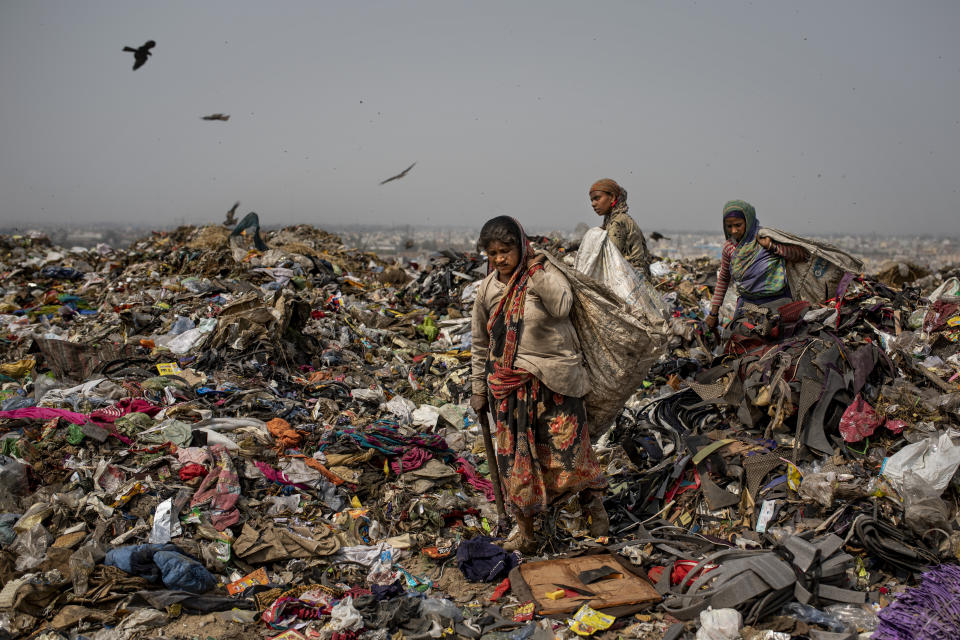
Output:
[143,612,264,639]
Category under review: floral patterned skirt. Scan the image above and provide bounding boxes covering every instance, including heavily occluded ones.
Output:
[490,376,607,517]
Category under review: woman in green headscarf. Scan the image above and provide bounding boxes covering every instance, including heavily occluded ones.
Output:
[705,200,808,329]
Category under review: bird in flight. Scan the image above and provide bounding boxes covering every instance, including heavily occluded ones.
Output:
[224,202,239,226]
[379,162,416,185]
[649,231,671,241]
[122,40,156,70]
[202,113,230,121]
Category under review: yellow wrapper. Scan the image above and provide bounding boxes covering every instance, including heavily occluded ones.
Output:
[567,604,615,636]
[156,362,182,376]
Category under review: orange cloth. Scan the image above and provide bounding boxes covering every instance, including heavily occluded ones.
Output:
[589,178,625,199]
[283,453,345,486]
[307,370,335,384]
[267,418,302,449]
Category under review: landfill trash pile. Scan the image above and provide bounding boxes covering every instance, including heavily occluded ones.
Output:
[0,224,958,639]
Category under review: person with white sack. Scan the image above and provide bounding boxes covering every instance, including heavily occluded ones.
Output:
[588,178,653,278]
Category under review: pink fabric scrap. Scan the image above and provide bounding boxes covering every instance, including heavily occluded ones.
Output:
[884,419,908,434]
[0,407,140,445]
[0,407,89,424]
[838,394,881,443]
[177,446,212,466]
[89,397,163,424]
[390,447,432,474]
[455,456,495,501]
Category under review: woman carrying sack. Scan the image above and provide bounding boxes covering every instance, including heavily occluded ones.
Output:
[470,216,609,553]
[705,199,809,330]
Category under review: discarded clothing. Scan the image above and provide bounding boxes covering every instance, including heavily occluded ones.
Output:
[189,444,241,530]
[456,536,517,582]
[105,544,216,593]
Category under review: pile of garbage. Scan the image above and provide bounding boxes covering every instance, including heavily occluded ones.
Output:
[0,222,957,639]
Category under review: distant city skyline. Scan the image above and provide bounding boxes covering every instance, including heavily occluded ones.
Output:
[7,222,956,273]
[3,219,959,240]
[2,1,959,235]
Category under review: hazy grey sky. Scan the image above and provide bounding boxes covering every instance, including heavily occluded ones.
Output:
[1,1,958,235]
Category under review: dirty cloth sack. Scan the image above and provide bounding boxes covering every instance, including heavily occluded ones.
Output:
[757,228,864,304]
[401,458,460,493]
[233,521,340,563]
[546,253,666,435]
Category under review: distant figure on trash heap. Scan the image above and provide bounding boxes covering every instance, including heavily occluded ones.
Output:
[588,178,653,279]
[470,216,609,554]
[705,200,809,333]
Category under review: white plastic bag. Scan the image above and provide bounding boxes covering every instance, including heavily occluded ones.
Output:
[696,607,742,640]
[928,277,960,302]
[148,498,174,544]
[882,429,960,494]
[328,596,364,631]
[573,228,669,321]
[411,405,441,429]
[384,396,416,425]
[649,261,673,278]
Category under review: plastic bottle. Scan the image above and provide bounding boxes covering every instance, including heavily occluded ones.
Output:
[824,604,879,632]
[419,597,464,622]
[781,602,845,632]
[169,315,196,335]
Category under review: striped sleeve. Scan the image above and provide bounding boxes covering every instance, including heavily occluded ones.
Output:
[710,241,735,311]
[773,241,809,262]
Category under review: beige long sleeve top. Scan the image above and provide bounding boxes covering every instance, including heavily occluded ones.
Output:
[470,261,591,398]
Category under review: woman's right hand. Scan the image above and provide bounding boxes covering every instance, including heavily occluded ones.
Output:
[705,314,718,329]
[470,394,488,412]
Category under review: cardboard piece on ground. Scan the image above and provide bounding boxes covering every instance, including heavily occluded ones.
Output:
[516,552,660,615]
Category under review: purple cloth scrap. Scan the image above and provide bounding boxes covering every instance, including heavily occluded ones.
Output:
[875,564,960,640]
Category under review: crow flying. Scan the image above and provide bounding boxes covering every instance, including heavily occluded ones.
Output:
[650,231,671,241]
[122,40,156,70]
[202,113,230,121]
[379,162,416,185]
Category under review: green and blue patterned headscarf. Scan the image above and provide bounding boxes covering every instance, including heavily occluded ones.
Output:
[722,200,786,298]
